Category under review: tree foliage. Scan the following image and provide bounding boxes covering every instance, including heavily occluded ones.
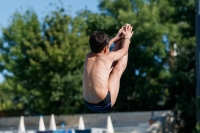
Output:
[0,8,89,115]
[159,0,196,132]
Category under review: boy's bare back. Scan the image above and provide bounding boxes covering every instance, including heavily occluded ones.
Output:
[82,52,114,103]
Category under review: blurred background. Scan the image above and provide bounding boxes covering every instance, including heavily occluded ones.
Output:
[0,0,198,132]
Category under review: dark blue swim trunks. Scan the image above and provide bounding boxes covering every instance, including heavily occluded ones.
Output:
[84,92,111,112]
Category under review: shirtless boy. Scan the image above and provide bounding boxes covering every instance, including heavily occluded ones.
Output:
[82,23,133,112]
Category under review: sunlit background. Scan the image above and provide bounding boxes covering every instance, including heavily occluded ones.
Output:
[0,0,198,133]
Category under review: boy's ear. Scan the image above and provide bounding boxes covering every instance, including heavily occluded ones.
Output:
[103,47,107,53]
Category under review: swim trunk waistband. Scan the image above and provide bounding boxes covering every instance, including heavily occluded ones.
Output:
[84,91,111,112]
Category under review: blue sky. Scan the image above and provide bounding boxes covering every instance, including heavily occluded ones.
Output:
[0,0,100,83]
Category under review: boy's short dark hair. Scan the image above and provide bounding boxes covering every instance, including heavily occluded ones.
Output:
[89,31,110,53]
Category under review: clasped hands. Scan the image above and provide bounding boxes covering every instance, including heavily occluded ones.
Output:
[109,23,134,46]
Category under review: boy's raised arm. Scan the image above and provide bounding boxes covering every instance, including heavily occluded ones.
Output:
[108,24,134,61]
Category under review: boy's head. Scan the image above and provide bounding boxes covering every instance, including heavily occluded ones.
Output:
[89,31,110,53]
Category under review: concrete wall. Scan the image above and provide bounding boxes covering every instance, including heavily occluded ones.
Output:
[0,110,179,133]
[0,111,168,128]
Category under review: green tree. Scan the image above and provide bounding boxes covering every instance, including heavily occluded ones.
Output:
[158,0,196,132]
[0,8,89,115]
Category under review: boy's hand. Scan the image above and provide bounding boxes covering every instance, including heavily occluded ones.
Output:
[108,28,123,46]
[113,27,124,42]
[122,23,134,39]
